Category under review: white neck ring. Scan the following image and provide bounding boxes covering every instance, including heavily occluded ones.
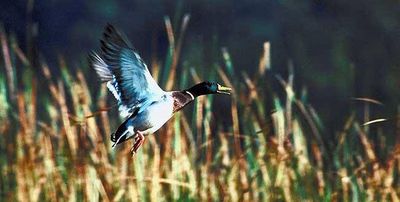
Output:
[185,91,195,100]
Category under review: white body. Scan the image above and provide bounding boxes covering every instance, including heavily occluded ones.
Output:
[137,93,174,135]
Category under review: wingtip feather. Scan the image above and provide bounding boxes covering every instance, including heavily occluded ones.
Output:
[101,24,133,52]
[88,51,113,82]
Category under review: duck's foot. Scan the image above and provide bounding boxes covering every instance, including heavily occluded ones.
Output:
[130,131,145,156]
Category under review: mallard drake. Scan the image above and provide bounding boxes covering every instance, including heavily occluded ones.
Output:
[89,24,231,155]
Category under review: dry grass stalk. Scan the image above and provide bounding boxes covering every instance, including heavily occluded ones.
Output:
[165,14,190,91]
[0,27,15,100]
[258,42,271,75]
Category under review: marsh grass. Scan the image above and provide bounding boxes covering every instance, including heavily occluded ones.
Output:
[1,17,400,201]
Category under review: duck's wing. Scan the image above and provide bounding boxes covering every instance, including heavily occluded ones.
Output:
[90,24,164,117]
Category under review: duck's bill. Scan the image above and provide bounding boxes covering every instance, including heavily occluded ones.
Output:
[217,84,232,95]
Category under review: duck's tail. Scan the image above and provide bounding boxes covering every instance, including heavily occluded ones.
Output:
[111,117,135,148]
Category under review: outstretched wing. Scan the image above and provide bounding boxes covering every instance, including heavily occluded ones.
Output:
[89,24,164,117]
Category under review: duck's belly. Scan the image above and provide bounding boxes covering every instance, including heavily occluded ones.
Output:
[133,96,174,135]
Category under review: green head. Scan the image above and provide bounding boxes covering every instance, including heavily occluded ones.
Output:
[186,81,232,97]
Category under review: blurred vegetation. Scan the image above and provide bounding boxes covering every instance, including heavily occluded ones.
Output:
[3,0,400,133]
[1,0,400,201]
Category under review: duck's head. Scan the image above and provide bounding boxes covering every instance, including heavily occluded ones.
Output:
[186,81,232,97]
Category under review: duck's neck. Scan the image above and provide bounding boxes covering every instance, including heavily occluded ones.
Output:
[171,91,196,113]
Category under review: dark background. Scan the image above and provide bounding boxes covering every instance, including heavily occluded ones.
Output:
[2,0,400,134]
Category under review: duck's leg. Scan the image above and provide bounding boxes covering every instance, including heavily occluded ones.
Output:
[130,131,145,156]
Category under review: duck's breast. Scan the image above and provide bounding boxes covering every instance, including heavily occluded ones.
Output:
[135,94,174,135]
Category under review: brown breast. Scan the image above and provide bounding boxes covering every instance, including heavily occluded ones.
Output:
[172,91,194,113]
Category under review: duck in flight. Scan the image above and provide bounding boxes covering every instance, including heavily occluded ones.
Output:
[89,24,232,155]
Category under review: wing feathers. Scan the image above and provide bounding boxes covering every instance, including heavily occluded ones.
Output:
[89,24,164,114]
[88,51,112,82]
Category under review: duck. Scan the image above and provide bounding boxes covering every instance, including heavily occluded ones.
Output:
[89,24,232,155]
